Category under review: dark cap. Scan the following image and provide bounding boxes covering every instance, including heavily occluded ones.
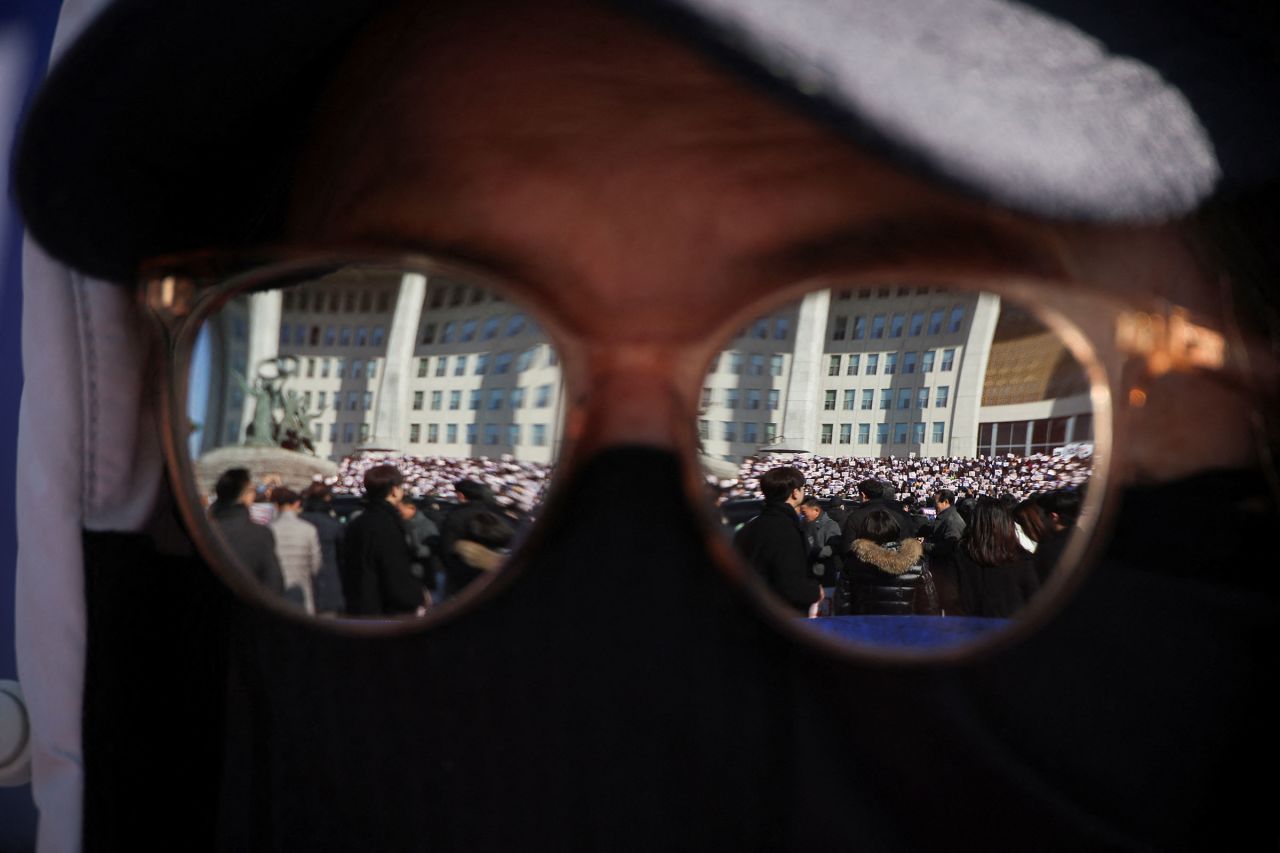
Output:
[14,0,1280,282]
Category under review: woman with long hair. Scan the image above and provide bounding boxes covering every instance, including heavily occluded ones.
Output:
[955,497,1040,618]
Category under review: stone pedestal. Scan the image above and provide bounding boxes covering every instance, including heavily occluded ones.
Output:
[195,446,339,499]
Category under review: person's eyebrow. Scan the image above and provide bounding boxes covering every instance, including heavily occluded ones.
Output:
[737,214,1067,287]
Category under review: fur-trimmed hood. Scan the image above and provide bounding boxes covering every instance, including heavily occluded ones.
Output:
[849,538,924,575]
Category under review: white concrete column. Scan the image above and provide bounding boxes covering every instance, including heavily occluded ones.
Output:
[948,292,1000,456]
[780,289,831,451]
[241,290,283,439]
[365,272,426,451]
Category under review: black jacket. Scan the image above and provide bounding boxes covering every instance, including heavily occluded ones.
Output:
[954,543,1040,618]
[300,509,347,613]
[840,497,918,553]
[439,500,509,597]
[837,537,939,615]
[922,505,966,558]
[733,501,818,612]
[340,499,422,615]
[210,503,284,596]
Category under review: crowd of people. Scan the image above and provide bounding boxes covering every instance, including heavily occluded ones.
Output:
[732,466,1083,622]
[715,452,1092,506]
[331,453,552,514]
[208,466,520,617]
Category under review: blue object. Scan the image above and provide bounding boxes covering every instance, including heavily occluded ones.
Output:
[806,615,1009,649]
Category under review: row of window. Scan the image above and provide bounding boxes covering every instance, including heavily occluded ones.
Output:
[426,283,502,310]
[412,385,555,411]
[698,421,778,445]
[414,347,550,378]
[297,356,379,381]
[831,307,964,341]
[832,286,942,300]
[822,386,950,411]
[282,288,393,315]
[406,422,549,447]
[709,352,786,377]
[419,313,532,345]
[281,323,387,349]
[825,348,955,376]
[818,422,947,445]
[731,316,792,341]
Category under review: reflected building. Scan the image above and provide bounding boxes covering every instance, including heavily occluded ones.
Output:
[700,286,1093,461]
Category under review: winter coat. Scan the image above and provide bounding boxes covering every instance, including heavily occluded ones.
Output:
[270,510,322,614]
[341,499,423,615]
[210,503,284,596]
[300,509,347,613]
[733,501,819,613]
[837,538,939,616]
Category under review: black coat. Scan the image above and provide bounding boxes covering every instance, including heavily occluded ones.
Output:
[439,500,515,597]
[954,543,1041,618]
[733,501,818,612]
[923,505,966,559]
[837,537,939,615]
[210,503,284,596]
[300,509,347,613]
[340,499,423,615]
[840,497,918,553]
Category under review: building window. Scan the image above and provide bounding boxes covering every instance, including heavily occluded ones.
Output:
[871,314,886,338]
[876,423,889,444]
[846,354,860,376]
[475,353,490,375]
[431,390,442,410]
[435,357,447,377]
[917,387,929,409]
[366,361,376,379]
[839,423,852,444]
[482,316,501,340]
[363,391,372,411]
[350,359,363,379]
[441,321,456,343]
[333,394,343,412]
[743,422,758,443]
[324,326,337,346]
[824,390,837,410]
[488,389,503,410]
[765,423,777,443]
[339,326,352,346]
[894,422,908,444]
[343,423,355,443]
[456,319,475,342]
[532,424,547,446]
[700,387,713,408]
[279,324,291,347]
[820,423,833,444]
[421,323,436,344]
[417,358,428,378]
[429,287,445,309]
[516,348,536,372]
[749,318,767,339]
[729,352,743,374]
[466,423,477,444]
[912,422,925,444]
[372,325,386,347]
[723,422,737,442]
[949,306,965,333]
[857,423,870,444]
[832,316,847,340]
[320,357,331,378]
[508,424,521,446]
[359,422,370,442]
[359,291,373,312]
[484,423,500,445]
[510,388,525,409]
[770,354,784,376]
[446,424,458,443]
[707,353,720,374]
[449,390,461,410]
[909,312,924,336]
[880,390,892,410]
[747,389,761,410]
[941,348,955,371]
[506,313,527,336]
[857,288,871,299]
[750,354,765,376]
[495,352,513,374]
[773,318,789,339]
[428,423,439,443]
[347,391,358,410]
[828,355,841,376]
[885,352,897,375]
[317,392,326,410]
[853,316,867,340]
[890,313,905,337]
[535,384,552,407]
[861,389,873,410]
[454,355,467,376]
[726,389,740,409]
[356,327,368,347]
[469,389,481,410]
[932,422,945,443]
[409,424,420,443]
[843,389,856,410]
[866,354,879,375]
[877,287,890,298]
[936,386,950,408]
[922,350,935,372]
[413,391,424,410]
[767,389,780,410]
[903,352,917,374]
[898,388,912,409]
[698,420,709,440]
[928,309,944,335]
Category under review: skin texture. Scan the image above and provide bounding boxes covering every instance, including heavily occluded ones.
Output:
[286,0,1261,485]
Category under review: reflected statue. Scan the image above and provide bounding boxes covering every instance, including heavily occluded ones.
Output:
[235,356,322,453]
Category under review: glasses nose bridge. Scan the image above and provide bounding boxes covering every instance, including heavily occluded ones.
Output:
[568,340,697,454]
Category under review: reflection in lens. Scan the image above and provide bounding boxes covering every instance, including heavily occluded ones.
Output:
[704,286,1096,652]
[187,266,562,618]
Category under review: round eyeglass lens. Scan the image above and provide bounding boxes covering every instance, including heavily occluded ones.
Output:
[700,283,1102,655]
[184,264,564,620]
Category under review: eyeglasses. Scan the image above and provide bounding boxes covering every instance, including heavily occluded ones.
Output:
[140,246,1271,662]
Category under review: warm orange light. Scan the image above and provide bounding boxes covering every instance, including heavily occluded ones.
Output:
[1128,387,1147,408]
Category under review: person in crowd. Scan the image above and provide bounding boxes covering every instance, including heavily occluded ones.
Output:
[1030,490,1082,583]
[798,496,842,596]
[399,494,442,592]
[440,479,508,598]
[341,464,428,615]
[733,466,818,613]
[922,489,966,559]
[836,510,939,616]
[841,479,918,554]
[453,510,518,575]
[954,497,1041,618]
[299,482,347,615]
[209,468,284,596]
[269,487,322,614]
